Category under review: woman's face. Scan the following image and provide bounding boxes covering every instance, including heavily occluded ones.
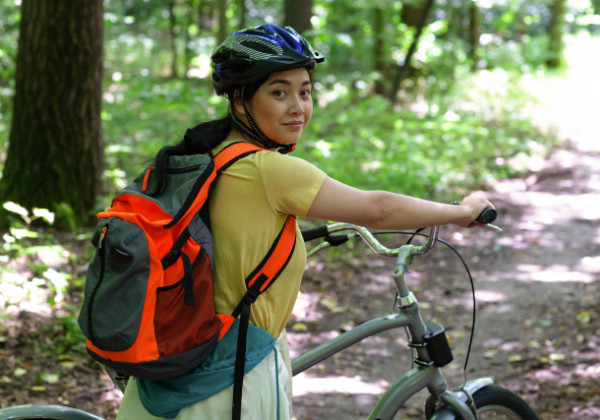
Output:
[236,67,313,146]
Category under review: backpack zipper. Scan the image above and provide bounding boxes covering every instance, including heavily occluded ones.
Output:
[87,224,108,346]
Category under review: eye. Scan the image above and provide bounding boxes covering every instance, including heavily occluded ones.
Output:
[272,89,286,97]
[301,89,312,98]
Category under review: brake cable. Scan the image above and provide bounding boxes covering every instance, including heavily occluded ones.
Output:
[373,230,477,381]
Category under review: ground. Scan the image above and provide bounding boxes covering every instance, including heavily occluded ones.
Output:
[1,35,599,419]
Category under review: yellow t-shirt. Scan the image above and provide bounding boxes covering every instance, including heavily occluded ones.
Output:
[209,140,327,338]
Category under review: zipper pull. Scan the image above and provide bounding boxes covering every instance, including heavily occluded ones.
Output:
[98,226,108,249]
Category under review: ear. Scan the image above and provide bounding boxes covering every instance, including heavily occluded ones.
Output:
[232,89,245,115]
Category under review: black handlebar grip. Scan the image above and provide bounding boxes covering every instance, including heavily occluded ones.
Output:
[301,225,329,242]
[475,208,497,225]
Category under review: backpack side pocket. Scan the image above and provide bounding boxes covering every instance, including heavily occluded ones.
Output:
[79,218,151,352]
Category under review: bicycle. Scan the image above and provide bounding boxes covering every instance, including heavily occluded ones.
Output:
[0,210,538,420]
[292,208,538,419]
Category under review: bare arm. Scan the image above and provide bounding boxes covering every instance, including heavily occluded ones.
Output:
[306,177,494,230]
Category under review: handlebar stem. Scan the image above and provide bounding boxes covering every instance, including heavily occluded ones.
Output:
[393,245,414,298]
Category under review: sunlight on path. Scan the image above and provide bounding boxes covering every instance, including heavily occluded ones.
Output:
[529,33,600,152]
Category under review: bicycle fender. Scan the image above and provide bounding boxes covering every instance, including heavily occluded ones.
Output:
[0,404,104,420]
[427,377,494,420]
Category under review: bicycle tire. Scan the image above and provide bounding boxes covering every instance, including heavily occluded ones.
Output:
[468,385,538,420]
[420,385,538,420]
[0,404,104,420]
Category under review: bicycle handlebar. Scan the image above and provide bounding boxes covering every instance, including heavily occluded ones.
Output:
[475,208,497,225]
[302,207,500,258]
[301,225,330,242]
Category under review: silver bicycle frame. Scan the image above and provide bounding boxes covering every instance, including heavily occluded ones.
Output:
[294,224,496,419]
[291,311,491,420]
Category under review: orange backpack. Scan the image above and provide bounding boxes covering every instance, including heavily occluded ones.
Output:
[78,133,296,386]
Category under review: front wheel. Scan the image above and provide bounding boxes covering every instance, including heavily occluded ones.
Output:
[425,385,538,420]
[465,385,538,420]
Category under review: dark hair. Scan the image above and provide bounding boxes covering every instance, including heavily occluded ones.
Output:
[177,76,269,155]
[150,68,312,194]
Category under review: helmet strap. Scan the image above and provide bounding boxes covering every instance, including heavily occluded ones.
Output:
[230,86,295,154]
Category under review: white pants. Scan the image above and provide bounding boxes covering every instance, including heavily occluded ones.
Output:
[116,331,293,420]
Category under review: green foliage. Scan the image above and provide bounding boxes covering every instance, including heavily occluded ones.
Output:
[297,67,557,200]
[0,1,19,154]
[101,74,223,198]
[0,201,90,356]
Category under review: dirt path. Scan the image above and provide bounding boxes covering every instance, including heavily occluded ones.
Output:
[289,141,600,419]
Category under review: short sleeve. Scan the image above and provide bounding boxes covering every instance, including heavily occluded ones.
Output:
[256,152,327,217]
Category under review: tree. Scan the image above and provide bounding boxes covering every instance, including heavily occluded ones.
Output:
[166,0,180,78]
[373,5,387,95]
[1,0,104,228]
[469,1,481,70]
[217,0,228,43]
[389,0,436,103]
[283,0,313,34]
[546,0,566,68]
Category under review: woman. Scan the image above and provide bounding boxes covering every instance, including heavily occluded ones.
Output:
[117,24,493,419]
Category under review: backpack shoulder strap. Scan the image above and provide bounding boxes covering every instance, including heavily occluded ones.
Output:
[213,141,295,420]
[213,142,265,174]
[231,215,297,420]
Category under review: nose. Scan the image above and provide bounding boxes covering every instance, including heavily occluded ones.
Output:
[289,94,305,115]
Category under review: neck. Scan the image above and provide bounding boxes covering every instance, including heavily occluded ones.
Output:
[225,126,262,148]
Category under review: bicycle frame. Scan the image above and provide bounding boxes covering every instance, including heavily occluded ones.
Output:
[292,223,497,420]
[291,310,493,419]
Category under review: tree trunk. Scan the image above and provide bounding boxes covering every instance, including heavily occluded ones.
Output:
[1,0,104,228]
[167,0,180,78]
[401,0,428,27]
[283,0,313,34]
[374,5,386,95]
[546,0,566,68]
[239,0,247,29]
[469,1,480,71]
[217,0,228,43]
[390,0,436,104]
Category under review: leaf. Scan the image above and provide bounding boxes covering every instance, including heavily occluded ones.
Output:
[484,350,497,358]
[41,372,59,384]
[291,322,308,332]
[13,368,27,377]
[32,208,55,224]
[3,202,29,218]
[60,361,77,369]
[508,354,523,363]
[576,311,591,324]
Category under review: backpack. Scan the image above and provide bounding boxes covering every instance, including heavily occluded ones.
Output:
[77,130,297,401]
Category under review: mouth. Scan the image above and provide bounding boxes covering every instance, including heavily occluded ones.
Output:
[284,121,304,130]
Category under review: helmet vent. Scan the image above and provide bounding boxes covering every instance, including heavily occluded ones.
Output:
[240,40,280,55]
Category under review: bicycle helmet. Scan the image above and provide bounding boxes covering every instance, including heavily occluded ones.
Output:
[211,24,325,95]
[210,25,325,153]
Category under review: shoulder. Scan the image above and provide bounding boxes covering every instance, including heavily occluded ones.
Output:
[255,149,321,171]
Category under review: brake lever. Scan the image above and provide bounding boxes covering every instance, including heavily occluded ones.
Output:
[484,223,502,233]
